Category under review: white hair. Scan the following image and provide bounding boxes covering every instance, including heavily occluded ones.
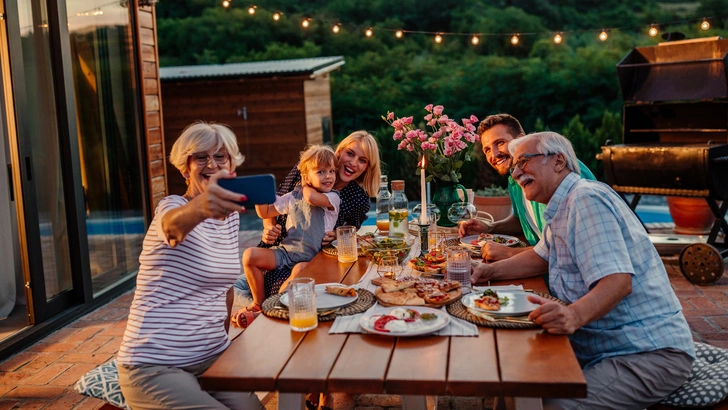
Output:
[169,122,244,173]
[508,131,580,175]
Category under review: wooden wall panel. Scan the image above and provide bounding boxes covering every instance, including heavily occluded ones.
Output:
[161,76,314,195]
[134,1,167,211]
[303,74,332,145]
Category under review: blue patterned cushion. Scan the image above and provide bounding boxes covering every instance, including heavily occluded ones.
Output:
[661,343,728,407]
[74,359,130,410]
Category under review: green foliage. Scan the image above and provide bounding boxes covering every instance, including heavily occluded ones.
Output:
[155,0,728,190]
[475,185,509,197]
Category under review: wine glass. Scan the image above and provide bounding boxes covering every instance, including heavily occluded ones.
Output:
[411,203,440,225]
[447,202,477,224]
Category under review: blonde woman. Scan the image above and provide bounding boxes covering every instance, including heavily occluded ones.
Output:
[117,122,263,410]
[232,131,381,325]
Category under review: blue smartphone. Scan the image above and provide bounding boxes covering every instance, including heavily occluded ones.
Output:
[217,174,277,205]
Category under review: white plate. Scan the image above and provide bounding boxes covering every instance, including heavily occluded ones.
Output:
[359,306,450,336]
[461,291,539,317]
[461,234,519,248]
[279,283,358,310]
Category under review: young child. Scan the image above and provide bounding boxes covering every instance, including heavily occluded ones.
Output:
[237,144,341,319]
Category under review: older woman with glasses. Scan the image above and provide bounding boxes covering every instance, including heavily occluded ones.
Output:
[116,122,263,410]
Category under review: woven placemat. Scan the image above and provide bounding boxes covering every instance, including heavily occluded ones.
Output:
[446,291,566,329]
[261,288,376,321]
[321,245,365,258]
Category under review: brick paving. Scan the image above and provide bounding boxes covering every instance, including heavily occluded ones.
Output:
[1,242,727,409]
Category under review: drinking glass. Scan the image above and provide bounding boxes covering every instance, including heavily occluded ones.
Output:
[336,225,358,263]
[446,246,471,289]
[288,278,318,332]
[377,256,402,280]
[447,202,477,224]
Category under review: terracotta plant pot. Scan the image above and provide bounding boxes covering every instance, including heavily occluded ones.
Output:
[666,196,715,235]
[473,195,512,222]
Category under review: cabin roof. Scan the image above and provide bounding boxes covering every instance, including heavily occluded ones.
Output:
[160,56,345,81]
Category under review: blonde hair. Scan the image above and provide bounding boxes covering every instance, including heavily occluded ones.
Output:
[169,122,244,174]
[335,130,381,196]
[298,144,337,177]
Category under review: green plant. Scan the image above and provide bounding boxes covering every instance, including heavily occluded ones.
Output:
[475,184,509,197]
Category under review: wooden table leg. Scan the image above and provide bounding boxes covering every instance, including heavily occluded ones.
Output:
[401,395,428,410]
[278,392,305,410]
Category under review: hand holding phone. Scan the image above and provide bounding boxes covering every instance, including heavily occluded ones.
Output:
[217,174,276,205]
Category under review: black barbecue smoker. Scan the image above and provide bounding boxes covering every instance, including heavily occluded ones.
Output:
[599,36,728,284]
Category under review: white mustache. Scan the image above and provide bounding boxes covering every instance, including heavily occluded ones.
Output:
[516,175,533,186]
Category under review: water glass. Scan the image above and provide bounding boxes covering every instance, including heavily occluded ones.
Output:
[447,202,477,224]
[446,246,471,288]
[336,225,358,263]
[377,256,402,280]
[288,278,318,332]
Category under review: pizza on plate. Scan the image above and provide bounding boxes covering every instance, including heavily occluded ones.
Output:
[375,276,461,307]
[408,251,447,273]
[474,289,501,311]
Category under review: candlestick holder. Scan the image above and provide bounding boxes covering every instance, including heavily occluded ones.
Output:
[417,222,430,256]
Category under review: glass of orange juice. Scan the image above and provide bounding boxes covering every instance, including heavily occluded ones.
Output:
[288,278,318,332]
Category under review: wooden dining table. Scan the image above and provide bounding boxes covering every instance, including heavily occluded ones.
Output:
[201,251,587,410]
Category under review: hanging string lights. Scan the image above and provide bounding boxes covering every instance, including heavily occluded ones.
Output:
[219,4,723,47]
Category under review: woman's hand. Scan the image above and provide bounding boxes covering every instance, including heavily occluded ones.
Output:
[162,171,245,246]
[261,218,282,244]
[192,170,246,219]
[321,230,336,246]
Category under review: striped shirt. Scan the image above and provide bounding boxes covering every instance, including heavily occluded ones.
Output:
[534,173,694,368]
[117,195,241,367]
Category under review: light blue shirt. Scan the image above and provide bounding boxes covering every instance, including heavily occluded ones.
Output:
[534,173,694,368]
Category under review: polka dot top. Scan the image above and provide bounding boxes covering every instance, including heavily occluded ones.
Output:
[258,164,371,248]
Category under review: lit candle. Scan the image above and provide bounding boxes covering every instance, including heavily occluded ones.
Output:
[420,155,427,224]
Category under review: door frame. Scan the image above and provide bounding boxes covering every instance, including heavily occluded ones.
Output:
[2,0,92,322]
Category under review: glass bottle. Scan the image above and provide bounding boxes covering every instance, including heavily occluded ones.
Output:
[375,175,392,233]
[389,180,409,238]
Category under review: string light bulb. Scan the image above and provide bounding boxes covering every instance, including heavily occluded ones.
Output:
[247,5,256,15]
[701,19,710,30]
[599,30,608,41]
[434,34,442,44]
[471,36,479,45]
[301,18,310,28]
[365,27,373,37]
[553,33,562,44]
[511,35,519,45]
[222,0,230,8]
[272,12,280,21]
[395,30,403,38]
[332,24,340,33]
[649,25,658,36]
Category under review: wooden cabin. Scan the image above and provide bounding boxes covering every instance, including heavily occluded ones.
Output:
[160,56,345,194]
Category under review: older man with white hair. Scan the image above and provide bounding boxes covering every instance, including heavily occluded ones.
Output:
[471,131,695,409]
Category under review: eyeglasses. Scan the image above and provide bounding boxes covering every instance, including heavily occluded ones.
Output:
[190,151,230,166]
[509,153,551,174]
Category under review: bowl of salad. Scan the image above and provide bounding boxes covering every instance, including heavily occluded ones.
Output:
[359,234,414,264]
